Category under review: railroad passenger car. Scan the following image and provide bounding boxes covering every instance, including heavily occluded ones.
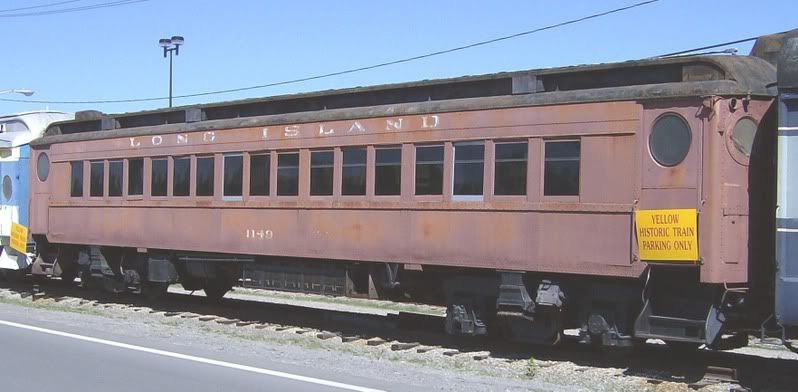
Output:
[0,111,73,278]
[27,31,798,349]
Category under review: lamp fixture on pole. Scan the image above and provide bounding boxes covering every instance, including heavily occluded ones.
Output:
[159,35,184,108]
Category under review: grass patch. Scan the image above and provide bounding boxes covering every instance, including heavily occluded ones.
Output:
[231,287,444,316]
[526,356,538,378]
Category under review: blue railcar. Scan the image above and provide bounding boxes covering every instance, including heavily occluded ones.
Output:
[0,111,73,273]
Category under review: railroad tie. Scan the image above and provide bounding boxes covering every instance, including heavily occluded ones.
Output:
[472,352,490,361]
[390,342,420,351]
[366,338,387,346]
[416,346,438,354]
[316,331,339,340]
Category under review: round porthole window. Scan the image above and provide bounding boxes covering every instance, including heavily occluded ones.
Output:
[731,118,757,156]
[37,152,50,181]
[2,175,11,201]
[649,114,691,167]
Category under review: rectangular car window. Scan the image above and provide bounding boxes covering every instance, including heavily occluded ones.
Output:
[108,160,123,197]
[249,154,270,196]
[223,154,243,197]
[342,148,366,196]
[375,147,401,196]
[151,158,167,197]
[128,158,143,196]
[544,141,580,196]
[453,142,484,196]
[494,142,527,196]
[277,152,299,196]
[151,158,168,197]
[90,161,104,197]
[196,156,214,196]
[415,145,443,195]
[173,157,190,197]
[310,150,334,196]
[70,161,83,197]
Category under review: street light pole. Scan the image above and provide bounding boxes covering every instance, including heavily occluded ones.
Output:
[159,36,184,108]
[169,47,173,107]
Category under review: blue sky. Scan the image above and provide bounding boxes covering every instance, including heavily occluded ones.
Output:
[0,0,795,115]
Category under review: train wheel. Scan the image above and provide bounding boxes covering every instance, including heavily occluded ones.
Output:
[203,280,231,301]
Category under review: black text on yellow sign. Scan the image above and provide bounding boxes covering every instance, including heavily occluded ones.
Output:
[10,222,28,254]
[635,209,698,262]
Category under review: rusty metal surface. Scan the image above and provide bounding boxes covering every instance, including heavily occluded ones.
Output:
[28,91,777,283]
[44,206,640,277]
[30,101,642,278]
[699,98,775,283]
[45,101,639,160]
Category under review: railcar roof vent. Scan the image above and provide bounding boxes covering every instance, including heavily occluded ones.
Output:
[39,53,774,141]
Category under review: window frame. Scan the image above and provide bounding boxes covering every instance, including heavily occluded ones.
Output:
[276,151,300,197]
[493,140,529,198]
[70,160,84,198]
[108,160,124,198]
[341,147,367,197]
[195,155,215,198]
[310,149,335,197]
[248,152,271,198]
[451,141,485,201]
[542,139,581,199]
[127,158,144,199]
[222,153,244,201]
[150,157,169,198]
[89,160,104,198]
[414,144,445,197]
[374,146,402,197]
[171,156,191,198]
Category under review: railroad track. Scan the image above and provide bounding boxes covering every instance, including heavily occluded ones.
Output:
[2,278,796,391]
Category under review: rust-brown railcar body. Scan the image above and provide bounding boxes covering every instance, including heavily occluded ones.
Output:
[29,53,779,347]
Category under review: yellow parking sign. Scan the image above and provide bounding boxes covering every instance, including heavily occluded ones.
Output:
[635,209,699,262]
[10,222,28,254]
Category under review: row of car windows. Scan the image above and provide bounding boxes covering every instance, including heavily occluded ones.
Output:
[69,140,580,199]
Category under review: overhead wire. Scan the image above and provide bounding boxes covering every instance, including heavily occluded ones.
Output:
[0,0,147,18]
[0,0,662,105]
[0,0,84,13]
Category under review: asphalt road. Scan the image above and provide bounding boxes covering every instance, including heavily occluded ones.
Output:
[0,306,387,392]
[0,298,552,392]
